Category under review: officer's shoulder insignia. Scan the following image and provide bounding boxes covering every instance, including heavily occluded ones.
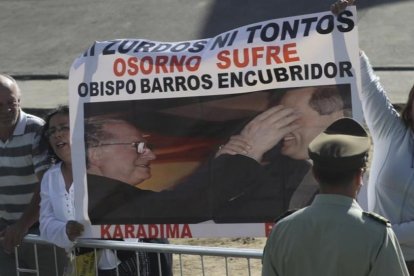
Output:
[363,211,391,226]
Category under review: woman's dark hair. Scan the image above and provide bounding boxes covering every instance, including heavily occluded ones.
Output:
[401,84,414,129]
[39,105,69,164]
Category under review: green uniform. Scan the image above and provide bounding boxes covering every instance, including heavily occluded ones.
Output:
[262,194,409,276]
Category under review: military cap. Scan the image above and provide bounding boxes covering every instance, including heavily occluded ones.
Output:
[308,118,370,171]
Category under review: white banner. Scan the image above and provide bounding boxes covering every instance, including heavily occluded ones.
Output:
[69,7,361,238]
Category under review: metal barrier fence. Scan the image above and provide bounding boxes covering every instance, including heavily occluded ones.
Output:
[17,234,263,276]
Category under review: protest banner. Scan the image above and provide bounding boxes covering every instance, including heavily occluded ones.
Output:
[69,7,362,238]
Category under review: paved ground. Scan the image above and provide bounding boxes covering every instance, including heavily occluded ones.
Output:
[1,0,413,108]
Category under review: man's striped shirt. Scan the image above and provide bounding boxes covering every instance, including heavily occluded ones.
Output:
[0,110,48,222]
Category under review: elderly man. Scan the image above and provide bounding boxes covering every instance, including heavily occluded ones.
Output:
[0,74,65,275]
[262,118,409,276]
[213,84,350,222]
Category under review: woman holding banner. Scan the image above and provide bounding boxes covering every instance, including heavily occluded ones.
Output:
[332,0,414,274]
[38,105,172,276]
[359,49,414,274]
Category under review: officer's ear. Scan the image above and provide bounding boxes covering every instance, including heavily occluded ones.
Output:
[356,167,365,187]
[352,168,365,196]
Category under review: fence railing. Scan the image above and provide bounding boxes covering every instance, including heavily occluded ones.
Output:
[17,234,263,276]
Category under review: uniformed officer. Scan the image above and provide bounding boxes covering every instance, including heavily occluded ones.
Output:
[262,118,409,276]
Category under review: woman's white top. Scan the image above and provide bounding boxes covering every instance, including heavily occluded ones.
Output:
[39,162,118,268]
[360,52,414,260]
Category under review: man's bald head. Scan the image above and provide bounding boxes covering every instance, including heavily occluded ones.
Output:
[0,74,21,98]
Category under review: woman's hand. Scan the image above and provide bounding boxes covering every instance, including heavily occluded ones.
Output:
[331,0,356,15]
[66,220,84,242]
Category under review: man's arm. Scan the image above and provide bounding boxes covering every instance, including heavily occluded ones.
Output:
[0,170,45,253]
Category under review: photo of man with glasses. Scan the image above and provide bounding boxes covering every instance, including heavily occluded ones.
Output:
[84,115,260,225]
[86,118,156,187]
